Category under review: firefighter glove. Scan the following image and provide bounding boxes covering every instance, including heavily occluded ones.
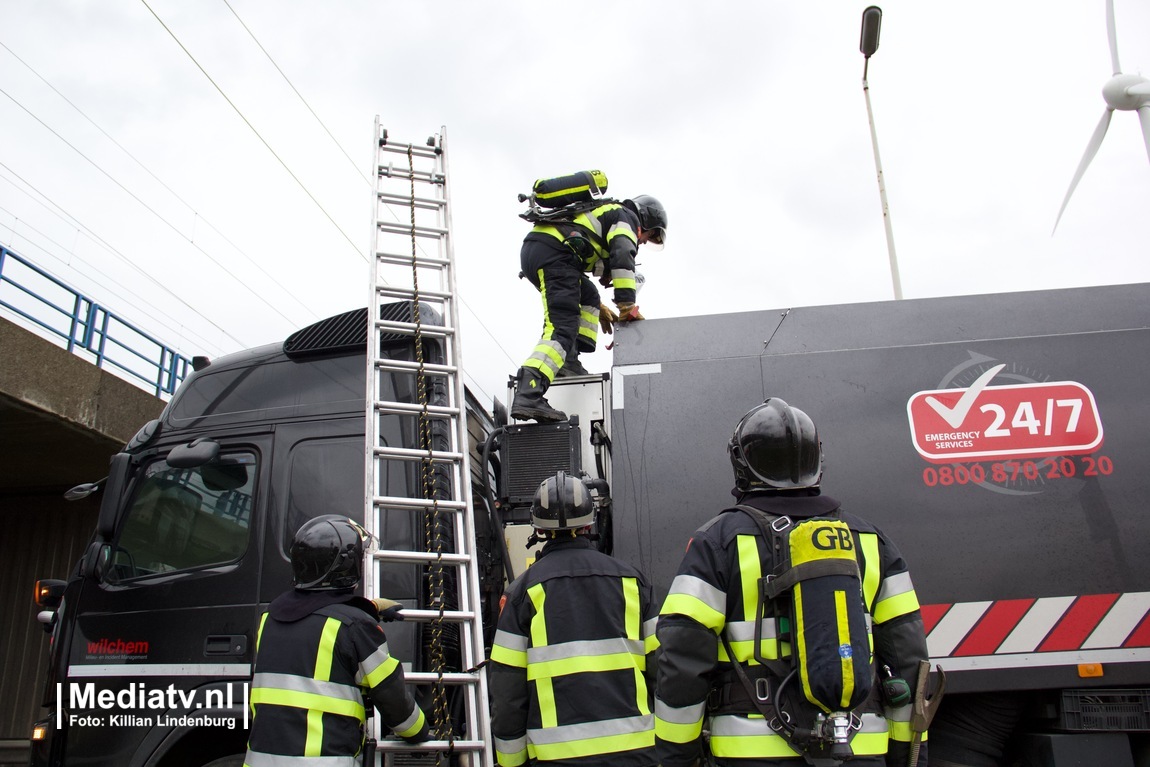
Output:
[599,303,618,334]
[372,597,405,622]
[615,303,645,322]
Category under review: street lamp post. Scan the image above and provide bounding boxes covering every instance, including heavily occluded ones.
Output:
[860,6,903,300]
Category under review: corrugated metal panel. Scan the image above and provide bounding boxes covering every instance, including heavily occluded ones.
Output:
[0,497,96,741]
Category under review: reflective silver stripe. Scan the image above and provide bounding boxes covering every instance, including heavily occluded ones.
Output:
[394,704,423,734]
[495,734,528,754]
[711,711,888,736]
[877,571,915,603]
[605,221,637,242]
[641,616,659,640]
[654,697,706,725]
[355,643,393,685]
[493,629,529,653]
[885,702,913,724]
[611,268,636,284]
[69,663,250,677]
[252,672,362,705]
[666,574,726,614]
[528,713,653,745]
[244,750,358,767]
[724,620,778,643]
[528,637,644,663]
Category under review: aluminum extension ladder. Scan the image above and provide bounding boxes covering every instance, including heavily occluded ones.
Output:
[363,119,493,767]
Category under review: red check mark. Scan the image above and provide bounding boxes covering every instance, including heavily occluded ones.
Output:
[925,363,1006,429]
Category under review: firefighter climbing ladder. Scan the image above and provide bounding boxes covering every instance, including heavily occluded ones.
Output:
[364,119,493,766]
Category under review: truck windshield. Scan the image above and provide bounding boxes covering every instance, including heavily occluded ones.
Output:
[108,453,257,581]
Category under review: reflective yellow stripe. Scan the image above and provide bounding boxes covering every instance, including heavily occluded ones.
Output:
[623,578,640,640]
[724,637,783,663]
[860,533,881,611]
[531,729,653,761]
[634,668,650,715]
[314,618,341,681]
[306,616,343,751]
[836,590,853,708]
[888,718,922,742]
[710,729,888,758]
[874,589,921,624]
[489,644,528,668]
[305,709,324,756]
[527,584,557,729]
[251,613,269,719]
[736,535,760,624]
[394,706,427,739]
[362,655,400,687]
[527,652,644,679]
[661,593,724,632]
[249,688,366,720]
[255,612,269,650]
[655,716,703,744]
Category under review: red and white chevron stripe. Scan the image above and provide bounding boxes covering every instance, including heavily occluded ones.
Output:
[922,592,1150,672]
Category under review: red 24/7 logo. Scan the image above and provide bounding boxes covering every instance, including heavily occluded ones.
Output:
[907,364,1104,463]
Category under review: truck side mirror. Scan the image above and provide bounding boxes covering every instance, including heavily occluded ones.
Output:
[96,453,131,540]
[79,541,111,581]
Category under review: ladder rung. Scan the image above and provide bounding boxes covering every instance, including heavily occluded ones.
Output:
[405,671,482,685]
[377,284,452,301]
[378,139,440,161]
[374,446,464,462]
[375,358,458,375]
[377,163,443,184]
[375,319,454,338]
[399,608,477,622]
[373,549,471,564]
[375,740,485,753]
[376,251,450,268]
[378,191,445,211]
[372,496,468,512]
[378,220,449,238]
[373,400,460,417]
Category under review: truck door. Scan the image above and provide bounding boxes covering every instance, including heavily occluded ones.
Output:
[62,437,267,762]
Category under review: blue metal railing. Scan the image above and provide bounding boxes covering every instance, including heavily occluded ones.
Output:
[0,245,190,398]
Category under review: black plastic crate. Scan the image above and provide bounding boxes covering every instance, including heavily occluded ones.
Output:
[1059,689,1150,732]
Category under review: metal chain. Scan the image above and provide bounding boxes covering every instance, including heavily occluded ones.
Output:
[406,145,452,760]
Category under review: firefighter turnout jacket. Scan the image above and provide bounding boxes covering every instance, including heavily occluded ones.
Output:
[654,492,929,767]
[489,536,660,767]
[245,590,429,766]
[525,201,641,306]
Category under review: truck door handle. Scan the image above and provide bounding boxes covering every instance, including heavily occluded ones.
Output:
[204,634,248,656]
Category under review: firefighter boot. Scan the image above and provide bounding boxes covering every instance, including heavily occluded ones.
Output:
[511,368,567,423]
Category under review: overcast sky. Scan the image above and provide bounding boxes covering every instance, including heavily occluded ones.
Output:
[2,1,1149,405]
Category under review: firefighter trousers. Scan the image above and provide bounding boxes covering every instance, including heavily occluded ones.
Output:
[519,238,599,382]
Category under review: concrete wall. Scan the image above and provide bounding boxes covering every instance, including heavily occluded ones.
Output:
[0,317,165,763]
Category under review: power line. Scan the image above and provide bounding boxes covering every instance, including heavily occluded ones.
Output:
[221,0,371,187]
[139,0,365,261]
[0,85,305,329]
[0,39,322,325]
[0,170,241,352]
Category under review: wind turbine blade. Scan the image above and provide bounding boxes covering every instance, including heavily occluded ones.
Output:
[1138,106,1150,165]
[1106,0,1121,74]
[1053,109,1113,234]
[1128,82,1150,98]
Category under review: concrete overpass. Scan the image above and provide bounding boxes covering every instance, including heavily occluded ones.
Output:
[0,317,166,765]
